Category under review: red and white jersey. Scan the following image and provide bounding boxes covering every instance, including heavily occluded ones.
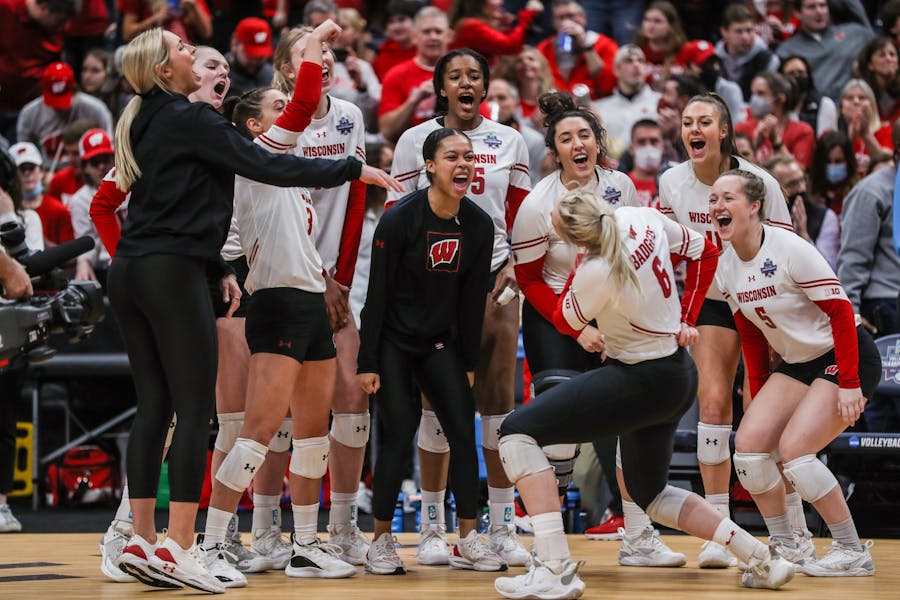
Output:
[234,122,324,294]
[558,207,706,363]
[511,167,640,293]
[716,225,849,364]
[658,156,793,301]
[388,117,532,271]
[294,96,366,275]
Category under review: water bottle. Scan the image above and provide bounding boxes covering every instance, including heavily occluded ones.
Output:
[556,31,573,53]
[477,507,491,533]
[565,489,580,533]
[391,492,404,533]
[447,493,458,533]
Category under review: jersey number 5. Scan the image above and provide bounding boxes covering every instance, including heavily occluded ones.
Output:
[652,256,672,298]
[755,306,777,329]
[470,167,485,195]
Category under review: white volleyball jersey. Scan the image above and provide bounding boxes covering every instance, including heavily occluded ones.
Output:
[234,122,325,294]
[658,156,793,301]
[511,167,640,293]
[388,117,532,271]
[221,214,243,262]
[559,206,706,363]
[716,225,849,364]
[294,96,366,275]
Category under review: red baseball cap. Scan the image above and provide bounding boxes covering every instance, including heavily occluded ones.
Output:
[79,128,114,161]
[234,17,273,59]
[42,62,75,111]
[677,40,716,68]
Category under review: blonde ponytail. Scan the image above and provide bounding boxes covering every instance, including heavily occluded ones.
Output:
[555,191,641,293]
[114,28,171,191]
[271,27,314,96]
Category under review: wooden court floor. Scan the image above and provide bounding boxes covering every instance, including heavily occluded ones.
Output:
[1,532,897,599]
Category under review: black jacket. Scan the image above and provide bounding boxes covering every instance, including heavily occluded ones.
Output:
[117,90,362,271]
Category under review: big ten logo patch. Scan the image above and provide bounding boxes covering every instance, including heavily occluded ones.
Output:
[426,231,461,272]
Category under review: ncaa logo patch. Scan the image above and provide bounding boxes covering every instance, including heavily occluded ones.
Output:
[849,435,860,448]
[337,116,354,135]
[426,231,461,272]
[603,185,622,204]
[485,133,502,149]
[761,258,777,277]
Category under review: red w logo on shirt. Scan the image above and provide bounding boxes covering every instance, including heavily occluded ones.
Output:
[426,231,461,272]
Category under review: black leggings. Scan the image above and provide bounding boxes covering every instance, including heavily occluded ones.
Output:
[501,348,697,509]
[107,254,217,502]
[372,337,478,521]
[522,301,621,510]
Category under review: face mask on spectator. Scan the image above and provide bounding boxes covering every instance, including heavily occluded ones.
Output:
[634,145,663,171]
[825,162,848,184]
[749,94,772,119]
[792,75,811,94]
[24,181,43,200]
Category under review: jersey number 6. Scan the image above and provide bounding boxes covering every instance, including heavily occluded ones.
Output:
[652,256,672,298]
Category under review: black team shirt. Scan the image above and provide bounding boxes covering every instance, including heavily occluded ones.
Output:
[358,188,493,373]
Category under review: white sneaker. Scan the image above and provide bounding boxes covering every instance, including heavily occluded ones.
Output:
[618,527,686,567]
[796,529,817,564]
[149,537,226,593]
[741,546,796,589]
[495,555,585,600]
[365,532,406,575]
[356,481,373,515]
[698,540,738,568]
[219,534,272,573]
[0,504,22,532]
[285,536,357,578]
[200,543,248,588]
[417,523,450,565]
[490,524,531,567]
[100,521,135,582]
[116,534,184,589]
[328,523,370,566]
[250,526,292,570]
[451,529,508,572]
[401,479,418,513]
[800,540,875,577]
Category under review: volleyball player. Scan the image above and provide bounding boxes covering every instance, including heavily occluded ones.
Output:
[387,48,532,566]
[657,92,805,568]
[494,190,795,600]
[711,169,880,577]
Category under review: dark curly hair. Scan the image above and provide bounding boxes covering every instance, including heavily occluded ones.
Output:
[539,91,608,168]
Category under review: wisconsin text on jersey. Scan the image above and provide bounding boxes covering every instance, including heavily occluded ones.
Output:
[736,285,777,303]
[302,143,346,157]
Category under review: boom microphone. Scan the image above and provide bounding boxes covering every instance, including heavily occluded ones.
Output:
[18,236,95,277]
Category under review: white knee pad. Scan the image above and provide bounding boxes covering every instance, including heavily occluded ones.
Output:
[645,485,691,530]
[498,434,553,483]
[331,412,371,448]
[733,452,782,495]
[289,436,330,479]
[697,422,732,465]
[214,411,245,453]
[269,418,293,453]
[543,443,579,491]
[164,414,177,448]
[216,437,268,492]
[417,410,449,453]
[481,412,510,452]
[782,454,838,503]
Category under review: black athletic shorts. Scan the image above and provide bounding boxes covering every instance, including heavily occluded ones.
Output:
[696,298,736,330]
[211,256,251,319]
[774,325,882,398]
[244,287,336,362]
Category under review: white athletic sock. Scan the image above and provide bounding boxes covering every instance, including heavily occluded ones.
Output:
[706,493,730,519]
[622,500,651,539]
[252,493,282,535]
[421,489,445,527]
[488,486,515,528]
[226,513,240,541]
[827,517,862,551]
[113,483,132,523]
[712,518,763,563]
[785,492,809,534]
[763,513,793,542]
[329,491,358,527]
[292,503,319,545]
[531,512,570,562]
[203,507,233,548]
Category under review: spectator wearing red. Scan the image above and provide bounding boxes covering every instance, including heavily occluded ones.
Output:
[226,17,274,98]
[378,6,451,144]
[48,118,99,207]
[119,0,212,43]
[855,37,900,124]
[70,128,114,282]
[494,46,554,126]
[626,118,664,209]
[633,1,686,90]
[449,0,543,67]
[0,0,75,141]
[837,78,893,177]
[678,39,746,125]
[63,0,109,82]
[736,72,814,168]
[373,0,419,81]
[16,62,113,164]
[535,0,618,100]
[8,141,73,246]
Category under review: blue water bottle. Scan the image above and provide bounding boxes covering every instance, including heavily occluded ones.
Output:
[477,507,491,533]
[447,493,457,533]
[391,492,404,533]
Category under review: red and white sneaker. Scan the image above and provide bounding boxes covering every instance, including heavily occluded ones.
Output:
[116,534,183,589]
[584,514,624,540]
[148,537,226,594]
[450,530,508,572]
